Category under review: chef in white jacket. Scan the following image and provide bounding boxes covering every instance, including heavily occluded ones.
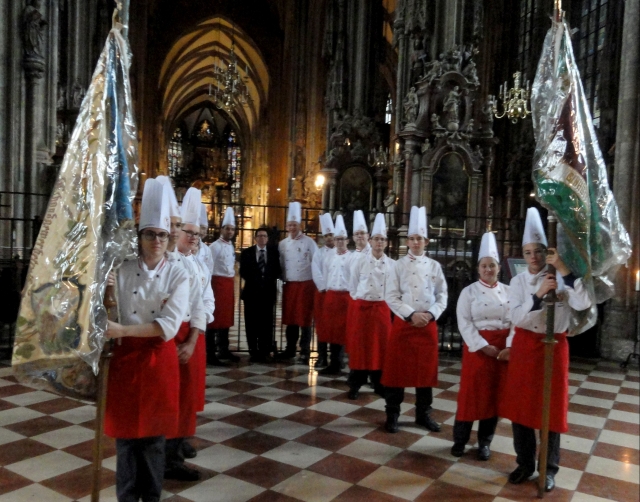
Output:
[382,206,447,434]
[501,207,591,492]
[311,213,335,368]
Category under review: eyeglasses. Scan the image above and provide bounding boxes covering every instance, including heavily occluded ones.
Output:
[140,230,169,242]
[370,237,387,242]
[181,229,201,239]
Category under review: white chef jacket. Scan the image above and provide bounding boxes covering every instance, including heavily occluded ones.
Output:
[311,245,333,291]
[279,232,318,282]
[209,238,236,278]
[185,253,215,325]
[456,281,511,352]
[349,252,395,302]
[324,249,353,292]
[197,242,214,275]
[166,250,207,332]
[117,257,189,341]
[506,266,591,346]
[385,251,448,320]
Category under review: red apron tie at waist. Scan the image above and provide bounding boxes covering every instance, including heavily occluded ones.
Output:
[500,327,569,433]
[346,299,391,370]
[282,280,316,327]
[455,328,510,422]
[381,317,439,388]
[208,276,235,329]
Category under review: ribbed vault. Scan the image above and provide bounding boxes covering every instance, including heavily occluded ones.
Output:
[159,17,270,138]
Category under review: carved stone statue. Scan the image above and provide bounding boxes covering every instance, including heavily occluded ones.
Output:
[56,86,66,110]
[465,118,475,134]
[71,80,86,109]
[443,86,461,124]
[403,87,419,124]
[23,0,47,58]
[444,45,462,72]
[481,96,495,135]
[431,113,445,132]
[423,58,443,86]
[462,59,479,85]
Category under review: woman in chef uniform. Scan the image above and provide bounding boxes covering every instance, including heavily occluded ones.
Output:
[105,178,189,502]
[451,232,510,461]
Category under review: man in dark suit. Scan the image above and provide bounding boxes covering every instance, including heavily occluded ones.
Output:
[240,227,282,362]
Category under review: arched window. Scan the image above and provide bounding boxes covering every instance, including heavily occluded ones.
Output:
[227,131,241,202]
[168,128,184,178]
[385,94,393,125]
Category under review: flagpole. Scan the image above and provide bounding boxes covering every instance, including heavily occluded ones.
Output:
[538,212,558,498]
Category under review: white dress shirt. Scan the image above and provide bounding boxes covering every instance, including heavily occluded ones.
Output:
[385,251,448,320]
[166,250,207,332]
[197,242,214,275]
[117,258,189,341]
[349,252,395,302]
[279,233,318,282]
[456,281,512,352]
[255,245,268,263]
[185,253,216,325]
[324,249,353,292]
[507,266,591,346]
[312,245,333,291]
[209,238,236,278]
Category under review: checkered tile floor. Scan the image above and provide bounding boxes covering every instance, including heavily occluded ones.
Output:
[0,358,638,501]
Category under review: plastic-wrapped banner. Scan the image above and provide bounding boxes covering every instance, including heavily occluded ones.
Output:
[530,18,632,332]
[12,25,139,399]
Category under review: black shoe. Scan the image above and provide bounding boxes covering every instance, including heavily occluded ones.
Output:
[314,355,328,368]
[207,355,228,367]
[508,466,534,484]
[373,385,385,397]
[385,413,399,433]
[318,365,341,375]
[477,445,490,461]
[450,443,465,457]
[348,389,359,400]
[415,414,441,432]
[545,474,555,492]
[277,350,296,361]
[219,351,240,362]
[182,441,197,459]
[297,355,310,365]
[164,464,201,481]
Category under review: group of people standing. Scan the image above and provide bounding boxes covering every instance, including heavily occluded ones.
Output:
[100,175,590,501]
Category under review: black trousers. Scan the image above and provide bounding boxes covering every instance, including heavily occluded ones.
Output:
[385,387,433,415]
[116,436,165,502]
[165,437,184,470]
[349,370,382,391]
[285,325,311,356]
[453,417,499,447]
[512,422,561,476]
[328,343,343,368]
[317,341,328,357]
[244,299,275,357]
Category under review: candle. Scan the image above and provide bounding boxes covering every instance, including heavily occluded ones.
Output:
[636,270,639,292]
[463,221,466,238]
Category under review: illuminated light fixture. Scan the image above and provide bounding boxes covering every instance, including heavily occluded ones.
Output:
[315,174,325,190]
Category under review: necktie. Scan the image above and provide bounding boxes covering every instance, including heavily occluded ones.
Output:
[258,249,265,275]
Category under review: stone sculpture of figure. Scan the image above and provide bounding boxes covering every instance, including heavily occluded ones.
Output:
[472,145,485,166]
[465,119,475,134]
[481,96,495,134]
[462,59,479,85]
[403,87,419,124]
[23,0,47,58]
[72,80,86,109]
[431,113,445,131]
[56,87,66,110]
[443,86,461,123]
[444,45,462,72]
[423,59,443,85]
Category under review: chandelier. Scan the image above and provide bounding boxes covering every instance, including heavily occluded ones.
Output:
[491,71,531,123]
[209,42,251,113]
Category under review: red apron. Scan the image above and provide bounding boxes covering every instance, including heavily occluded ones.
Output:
[346,299,391,370]
[314,290,326,338]
[381,318,439,388]
[501,328,569,433]
[105,328,180,439]
[195,334,206,411]
[169,323,199,438]
[208,276,235,329]
[320,290,350,344]
[456,329,510,422]
[282,280,316,327]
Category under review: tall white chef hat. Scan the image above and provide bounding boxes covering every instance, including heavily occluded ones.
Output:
[407,206,428,238]
[334,214,348,238]
[221,207,236,227]
[180,187,202,226]
[320,213,334,235]
[199,204,209,228]
[139,178,171,233]
[371,213,387,238]
[478,232,500,263]
[155,175,180,218]
[353,210,368,233]
[287,201,302,223]
[522,207,548,247]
